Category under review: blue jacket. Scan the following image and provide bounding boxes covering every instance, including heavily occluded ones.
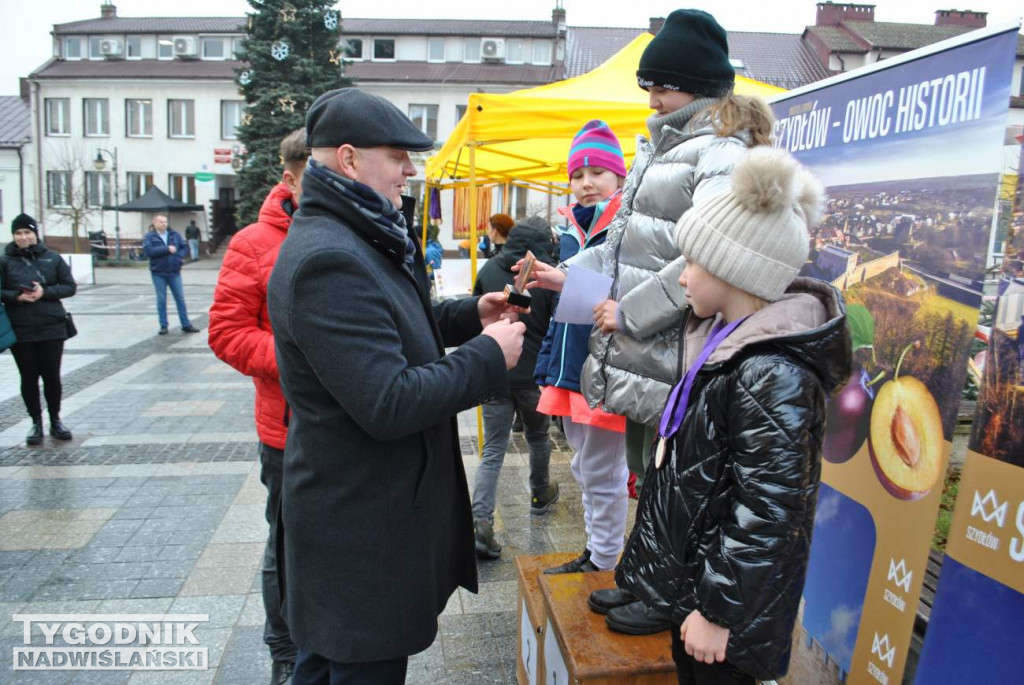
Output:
[143,228,188,275]
[534,192,621,392]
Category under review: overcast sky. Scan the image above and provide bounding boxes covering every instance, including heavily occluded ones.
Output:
[1,0,1020,95]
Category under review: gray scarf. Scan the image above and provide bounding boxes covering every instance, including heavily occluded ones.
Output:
[646,97,717,147]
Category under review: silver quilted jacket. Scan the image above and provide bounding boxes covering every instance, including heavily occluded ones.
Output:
[568,104,752,426]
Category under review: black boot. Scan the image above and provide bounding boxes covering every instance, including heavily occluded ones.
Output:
[604,600,672,635]
[49,418,73,441]
[26,422,43,446]
[543,548,598,574]
[588,587,638,614]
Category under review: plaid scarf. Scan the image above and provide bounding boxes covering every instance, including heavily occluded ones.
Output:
[307,160,416,268]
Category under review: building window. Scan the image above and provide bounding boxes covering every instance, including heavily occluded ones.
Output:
[83,98,109,137]
[455,104,467,123]
[126,35,142,59]
[85,171,111,208]
[168,100,195,138]
[127,172,154,201]
[126,99,153,137]
[532,40,551,65]
[65,37,83,60]
[427,37,445,62]
[342,38,363,59]
[202,37,226,59]
[464,39,480,63]
[89,36,103,59]
[373,38,395,60]
[158,37,174,59]
[408,104,438,141]
[45,98,70,136]
[506,39,524,64]
[221,100,244,140]
[168,174,196,204]
[47,171,72,208]
[232,36,245,58]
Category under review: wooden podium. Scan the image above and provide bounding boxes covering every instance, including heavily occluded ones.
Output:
[515,554,676,684]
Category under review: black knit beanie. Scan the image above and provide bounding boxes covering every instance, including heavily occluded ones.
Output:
[637,9,735,97]
[11,213,38,237]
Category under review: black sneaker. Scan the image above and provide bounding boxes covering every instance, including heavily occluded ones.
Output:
[530,482,560,515]
[543,549,598,574]
[474,519,501,560]
[181,325,200,333]
[158,327,168,335]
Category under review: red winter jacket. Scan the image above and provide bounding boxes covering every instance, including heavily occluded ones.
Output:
[208,183,293,450]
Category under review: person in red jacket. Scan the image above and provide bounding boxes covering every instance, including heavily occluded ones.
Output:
[208,128,307,685]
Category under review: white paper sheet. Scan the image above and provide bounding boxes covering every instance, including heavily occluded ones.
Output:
[553,265,614,324]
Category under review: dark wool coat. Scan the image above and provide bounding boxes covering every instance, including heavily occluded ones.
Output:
[0,242,76,342]
[616,279,852,681]
[267,169,508,663]
[472,216,555,390]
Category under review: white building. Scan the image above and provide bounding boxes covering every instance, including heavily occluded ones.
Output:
[0,96,35,228]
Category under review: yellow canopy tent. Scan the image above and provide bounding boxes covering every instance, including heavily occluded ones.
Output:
[425,32,784,187]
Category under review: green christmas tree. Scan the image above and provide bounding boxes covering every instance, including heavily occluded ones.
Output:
[234,0,351,226]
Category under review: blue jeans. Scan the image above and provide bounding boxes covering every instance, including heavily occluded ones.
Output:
[471,386,551,523]
[188,238,200,261]
[151,272,191,329]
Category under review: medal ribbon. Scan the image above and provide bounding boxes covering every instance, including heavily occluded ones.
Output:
[658,316,749,442]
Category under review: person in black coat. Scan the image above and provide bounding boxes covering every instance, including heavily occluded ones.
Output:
[470,216,560,558]
[0,214,76,444]
[266,88,526,684]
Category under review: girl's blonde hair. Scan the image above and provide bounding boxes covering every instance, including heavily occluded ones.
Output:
[702,92,775,147]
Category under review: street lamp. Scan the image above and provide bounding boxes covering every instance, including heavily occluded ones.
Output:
[92,147,121,261]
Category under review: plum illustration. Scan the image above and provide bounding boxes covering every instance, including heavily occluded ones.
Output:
[868,342,944,500]
[822,366,873,463]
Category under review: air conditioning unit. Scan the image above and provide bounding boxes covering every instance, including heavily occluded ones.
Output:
[172,36,199,59]
[99,39,123,58]
[481,38,505,61]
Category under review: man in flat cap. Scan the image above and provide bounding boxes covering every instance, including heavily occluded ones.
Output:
[268,88,526,683]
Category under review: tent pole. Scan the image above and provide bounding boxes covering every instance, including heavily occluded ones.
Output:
[421,183,430,254]
[469,143,484,458]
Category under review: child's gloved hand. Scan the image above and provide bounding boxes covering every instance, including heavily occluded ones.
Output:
[679,610,729,664]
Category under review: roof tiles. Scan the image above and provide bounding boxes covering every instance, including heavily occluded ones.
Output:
[0,96,31,147]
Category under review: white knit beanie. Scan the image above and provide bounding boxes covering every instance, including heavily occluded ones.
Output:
[675,147,825,302]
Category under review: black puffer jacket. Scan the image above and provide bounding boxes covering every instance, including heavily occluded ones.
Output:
[473,217,556,389]
[616,278,851,681]
[0,242,77,342]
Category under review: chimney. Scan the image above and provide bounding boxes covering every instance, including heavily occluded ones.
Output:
[100,3,117,19]
[552,6,566,33]
[934,10,987,28]
[816,2,875,27]
[648,17,665,35]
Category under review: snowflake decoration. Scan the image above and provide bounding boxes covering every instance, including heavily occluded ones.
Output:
[271,40,290,61]
[238,70,252,86]
[324,12,339,30]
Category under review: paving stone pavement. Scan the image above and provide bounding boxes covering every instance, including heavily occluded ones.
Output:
[0,258,633,683]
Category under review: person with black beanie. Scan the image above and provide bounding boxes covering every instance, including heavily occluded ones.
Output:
[0,214,77,444]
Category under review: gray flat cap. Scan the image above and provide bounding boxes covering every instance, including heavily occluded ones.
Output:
[305,88,434,151]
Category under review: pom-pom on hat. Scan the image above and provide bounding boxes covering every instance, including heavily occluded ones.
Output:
[675,147,824,302]
[637,9,735,96]
[11,213,38,237]
[568,120,627,179]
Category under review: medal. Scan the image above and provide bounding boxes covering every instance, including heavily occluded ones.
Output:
[654,437,668,469]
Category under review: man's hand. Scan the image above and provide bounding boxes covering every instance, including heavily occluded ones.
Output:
[482,319,526,370]
[478,291,527,328]
[593,299,619,333]
[679,611,729,665]
[168,245,177,254]
[514,259,566,292]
